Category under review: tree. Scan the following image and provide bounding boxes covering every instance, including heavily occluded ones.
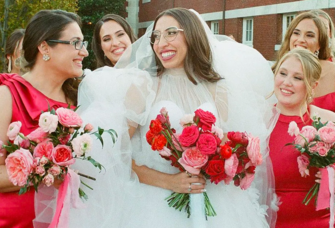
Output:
[0,0,78,71]
[77,0,126,70]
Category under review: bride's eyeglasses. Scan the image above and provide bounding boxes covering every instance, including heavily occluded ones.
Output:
[47,38,88,50]
[149,27,184,45]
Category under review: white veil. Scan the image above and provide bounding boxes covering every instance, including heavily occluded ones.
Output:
[115,8,279,227]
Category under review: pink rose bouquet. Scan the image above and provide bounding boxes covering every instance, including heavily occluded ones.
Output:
[1,107,117,199]
[145,107,262,218]
[286,116,335,207]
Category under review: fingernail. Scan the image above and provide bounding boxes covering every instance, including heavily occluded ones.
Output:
[201,189,207,192]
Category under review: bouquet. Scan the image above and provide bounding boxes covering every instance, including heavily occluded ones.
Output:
[0,106,117,199]
[146,107,262,218]
[287,116,335,206]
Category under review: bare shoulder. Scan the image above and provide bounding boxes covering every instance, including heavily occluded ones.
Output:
[310,105,335,122]
[319,60,335,74]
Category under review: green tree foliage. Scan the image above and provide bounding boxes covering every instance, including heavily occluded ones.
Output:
[0,0,78,71]
[77,0,126,70]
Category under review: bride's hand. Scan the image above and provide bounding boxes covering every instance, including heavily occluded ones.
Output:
[169,171,206,194]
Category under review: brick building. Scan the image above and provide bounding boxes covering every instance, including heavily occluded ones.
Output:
[125,0,335,60]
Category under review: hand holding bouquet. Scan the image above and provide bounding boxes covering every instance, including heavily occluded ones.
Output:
[146,107,262,218]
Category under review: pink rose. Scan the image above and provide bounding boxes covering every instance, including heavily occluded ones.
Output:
[224,153,238,178]
[5,148,34,186]
[39,156,49,166]
[196,133,217,155]
[326,121,335,128]
[158,146,172,157]
[318,126,335,144]
[240,173,255,190]
[71,134,92,156]
[297,155,310,177]
[194,109,216,131]
[246,134,262,166]
[52,145,75,166]
[179,126,199,147]
[156,114,169,125]
[227,131,249,146]
[160,107,168,116]
[35,165,46,176]
[27,127,48,143]
[56,107,83,128]
[180,114,195,127]
[211,126,224,140]
[178,147,208,174]
[33,140,54,159]
[288,121,299,137]
[42,174,54,187]
[309,141,331,156]
[38,112,59,133]
[84,123,94,133]
[48,165,61,176]
[7,121,22,141]
[300,126,317,142]
[0,140,4,157]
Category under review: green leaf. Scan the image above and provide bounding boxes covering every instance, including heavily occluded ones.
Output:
[93,132,104,147]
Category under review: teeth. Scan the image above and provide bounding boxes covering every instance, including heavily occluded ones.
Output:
[162,52,175,58]
[74,60,82,64]
[113,48,124,54]
[281,89,292,94]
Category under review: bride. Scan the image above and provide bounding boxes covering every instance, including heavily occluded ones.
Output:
[68,8,278,228]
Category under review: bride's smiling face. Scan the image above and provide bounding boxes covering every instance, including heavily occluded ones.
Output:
[153,16,187,69]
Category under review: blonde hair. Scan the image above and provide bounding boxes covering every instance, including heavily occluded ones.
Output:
[272,12,330,71]
[274,49,321,116]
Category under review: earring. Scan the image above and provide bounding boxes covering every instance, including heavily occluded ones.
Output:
[8,58,12,73]
[314,50,319,58]
[43,54,50,61]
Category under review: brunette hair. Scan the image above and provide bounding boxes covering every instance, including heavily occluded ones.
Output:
[92,14,136,68]
[274,49,321,113]
[151,8,221,84]
[310,9,335,57]
[272,12,330,71]
[23,9,82,105]
[5,29,25,72]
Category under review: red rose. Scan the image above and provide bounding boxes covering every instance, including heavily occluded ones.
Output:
[151,134,167,151]
[194,109,216,131]
[149,119,163,134]
[205,156,227,184]
[196,133,217,155]
[179,126,199,147]
[146,130,155,145]
[220,144,232,159]
[246,165,256,174]
[51,145,75,166]
[227,131,249,146]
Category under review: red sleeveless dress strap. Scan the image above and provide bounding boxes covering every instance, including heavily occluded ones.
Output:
[0,73,74,228]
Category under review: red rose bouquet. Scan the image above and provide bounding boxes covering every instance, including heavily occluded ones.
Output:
[286,117,335,209]
[146,107,262,218]
[1,107,117,199]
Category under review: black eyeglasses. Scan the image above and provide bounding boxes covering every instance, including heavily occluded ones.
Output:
[149,26,184,45]
[47,39,88,50]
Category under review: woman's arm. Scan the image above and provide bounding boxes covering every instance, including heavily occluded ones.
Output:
[128,125,206,194]
[0,86,21,192]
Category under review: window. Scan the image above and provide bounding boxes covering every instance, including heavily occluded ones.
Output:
[211,21,219,35]
[243,18,253,47]
[282,14,296,40]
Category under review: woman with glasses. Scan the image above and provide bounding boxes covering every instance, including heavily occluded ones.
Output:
[92,14,136,68]
[0,9,88,227]
[76,8,276,227]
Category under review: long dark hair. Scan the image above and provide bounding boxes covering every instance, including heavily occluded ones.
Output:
[92,14,136,68]
[23,10,82,105]
[151,8,221,85]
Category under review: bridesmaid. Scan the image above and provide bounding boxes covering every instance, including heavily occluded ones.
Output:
[272,12,335,112]
[5,29,25,75]
[269,48,335,227]
[0,10,88,227]
[92,14,136,68]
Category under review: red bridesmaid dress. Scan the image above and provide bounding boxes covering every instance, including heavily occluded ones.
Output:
[269,112,329,228]
[0,74,73,228]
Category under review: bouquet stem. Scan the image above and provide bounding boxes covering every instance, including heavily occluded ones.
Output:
[303,183,320,205]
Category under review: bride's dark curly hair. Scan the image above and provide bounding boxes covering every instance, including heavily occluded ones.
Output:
[150,8,221,85]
